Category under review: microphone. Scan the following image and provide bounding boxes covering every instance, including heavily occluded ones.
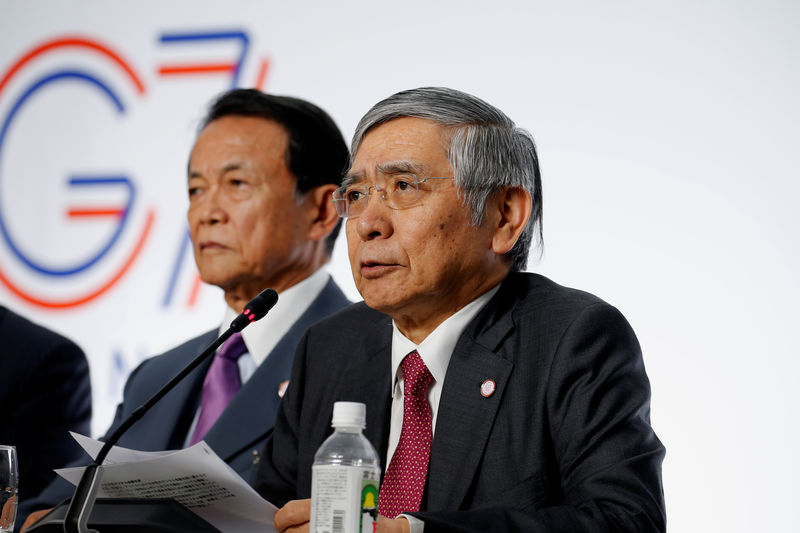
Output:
[62,288,279,533]
[229,287,279,332]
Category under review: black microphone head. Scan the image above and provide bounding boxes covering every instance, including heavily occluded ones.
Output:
[230,288,279,331]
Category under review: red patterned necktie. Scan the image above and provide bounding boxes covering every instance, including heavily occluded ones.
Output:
[378,350,434,518]
[188,332,248,445]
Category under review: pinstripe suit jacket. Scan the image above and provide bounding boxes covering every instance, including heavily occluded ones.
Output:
[0,306,91,504]
[254,272,666,532]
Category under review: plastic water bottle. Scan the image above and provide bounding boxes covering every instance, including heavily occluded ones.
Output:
[310,402,380,533]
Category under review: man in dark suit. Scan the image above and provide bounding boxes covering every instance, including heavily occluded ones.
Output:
[0,305,91,503]
[255,87,665,532]
[19,89,351,528]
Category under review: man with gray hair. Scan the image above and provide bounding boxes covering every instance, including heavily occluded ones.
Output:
[255,87,665,532]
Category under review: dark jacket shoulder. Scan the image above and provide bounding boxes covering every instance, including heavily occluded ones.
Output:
[304,300,390,335]
[0,305,87,363]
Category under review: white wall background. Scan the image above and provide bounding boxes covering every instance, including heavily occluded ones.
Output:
[1,1,797,531]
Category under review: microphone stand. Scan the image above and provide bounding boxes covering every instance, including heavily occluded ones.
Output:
[62,288,278,533]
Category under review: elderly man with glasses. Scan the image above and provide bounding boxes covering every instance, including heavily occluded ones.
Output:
[255,87,666,533]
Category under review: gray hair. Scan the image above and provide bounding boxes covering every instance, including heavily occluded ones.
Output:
[351,87,542,271]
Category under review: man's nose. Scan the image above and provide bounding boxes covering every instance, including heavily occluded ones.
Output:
[354,187,392,240]
[199,186,228,224]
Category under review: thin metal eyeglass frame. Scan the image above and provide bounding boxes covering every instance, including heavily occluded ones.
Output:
[332,176,455,218]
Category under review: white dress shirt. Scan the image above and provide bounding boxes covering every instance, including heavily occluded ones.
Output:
[183,268,330,445]
[223,268,330,381]
[387,284,500,531]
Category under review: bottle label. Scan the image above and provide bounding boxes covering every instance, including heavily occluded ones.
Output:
[311,465,379,533]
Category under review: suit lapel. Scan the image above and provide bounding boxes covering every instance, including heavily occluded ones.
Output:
[336,313,394,471]
[205,278,351,461]
[425,283,517,511]
[119,330,216,451]
[204,347,285,460]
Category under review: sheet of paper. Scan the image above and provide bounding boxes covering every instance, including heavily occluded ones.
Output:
[58,435,277,533]
[69,431,173,464]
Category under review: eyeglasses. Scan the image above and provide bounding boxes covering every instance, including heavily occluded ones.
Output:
[332,175,455,218]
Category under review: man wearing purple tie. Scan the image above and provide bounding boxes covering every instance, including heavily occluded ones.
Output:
[19,89,351,530]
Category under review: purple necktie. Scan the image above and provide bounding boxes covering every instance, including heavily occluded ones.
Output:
[189,332,248,445]
[378,350,434,518]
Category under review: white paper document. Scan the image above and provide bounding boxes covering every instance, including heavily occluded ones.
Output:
[57,433,277,533]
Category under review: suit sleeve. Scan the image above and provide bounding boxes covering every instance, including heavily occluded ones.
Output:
[18,339,92,498]
[411,303,666,532]
[16,357,150,521]
[99,359,150,439]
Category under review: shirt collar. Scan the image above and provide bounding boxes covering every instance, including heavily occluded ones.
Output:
[220,268,330,365]
[390,283,501,391]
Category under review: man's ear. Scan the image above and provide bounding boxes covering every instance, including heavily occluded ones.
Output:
[489,186,531,255]
[304,184,340,242]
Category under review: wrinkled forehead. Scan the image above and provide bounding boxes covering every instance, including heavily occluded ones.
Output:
[188,115,290,173]
[343,160,430,186]
[347,117,451,183]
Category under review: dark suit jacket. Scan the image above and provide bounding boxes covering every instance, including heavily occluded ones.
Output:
[254,273,666,532]
[19,277,350,521]
[0,306,91,503]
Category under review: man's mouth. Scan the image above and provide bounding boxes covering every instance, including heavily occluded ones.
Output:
[199,241,227,252]
[360,260,398,278]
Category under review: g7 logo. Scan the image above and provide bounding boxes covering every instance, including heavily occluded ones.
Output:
[0,30,267,309]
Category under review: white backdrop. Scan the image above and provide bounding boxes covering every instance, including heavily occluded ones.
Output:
[1,1,797,531]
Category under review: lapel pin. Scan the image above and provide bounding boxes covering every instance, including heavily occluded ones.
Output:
[480,379,496,398]
[278,380,290,398]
